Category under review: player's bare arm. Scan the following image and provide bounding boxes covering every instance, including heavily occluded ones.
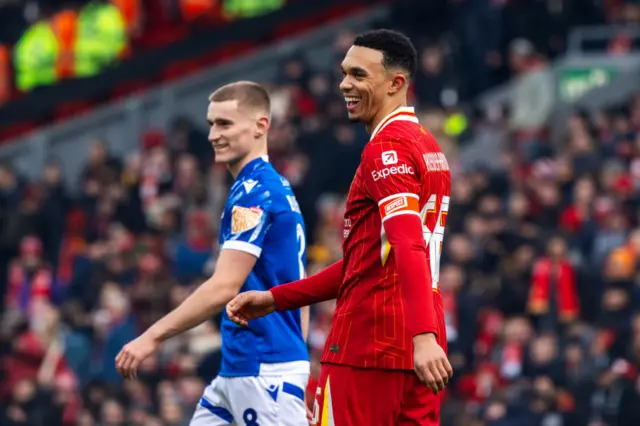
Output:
[227,259,344,325]
[301,305,310,341]
[115,249,256,379]
[300,305,312,421]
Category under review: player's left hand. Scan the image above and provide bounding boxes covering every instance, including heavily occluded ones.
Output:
[304,394,313,424]
[413,333,453,394]
[115,333,159,380]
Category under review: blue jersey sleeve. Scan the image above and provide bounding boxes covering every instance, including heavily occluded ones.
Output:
[222,190,272,258]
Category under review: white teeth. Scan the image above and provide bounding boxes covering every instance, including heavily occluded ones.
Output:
[345,97,361,104]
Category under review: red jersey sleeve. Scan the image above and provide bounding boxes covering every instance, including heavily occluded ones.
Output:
[361,141,439,337]
[270,259,343,311]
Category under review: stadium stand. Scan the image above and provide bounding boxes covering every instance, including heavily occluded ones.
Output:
[0,0,389,140]
[2,1,640,425]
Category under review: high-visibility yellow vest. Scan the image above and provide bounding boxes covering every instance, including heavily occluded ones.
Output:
[224,0,284,19]
[51,9,79,80]
[75,1,127,78]
[14,21,59,92]
[444,112,468,137]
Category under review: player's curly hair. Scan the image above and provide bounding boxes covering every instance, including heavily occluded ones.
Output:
[353,29,417,78]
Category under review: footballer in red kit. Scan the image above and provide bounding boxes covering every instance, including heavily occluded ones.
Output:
[321,106,450,372]
[227,29,453,425]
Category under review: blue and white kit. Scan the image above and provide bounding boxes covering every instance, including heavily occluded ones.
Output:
[190,156,310,426]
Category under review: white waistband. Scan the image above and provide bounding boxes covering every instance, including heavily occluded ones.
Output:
[258,361,310,376]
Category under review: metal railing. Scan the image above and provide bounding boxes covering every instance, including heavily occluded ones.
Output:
[567,24,640,55]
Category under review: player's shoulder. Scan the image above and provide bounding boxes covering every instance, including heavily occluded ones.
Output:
[247,165,298,213]
[363,122,422,163]
[378,118,437,143]
[369,115,423,143]
[372,118,442,156]
[229,167,276,211]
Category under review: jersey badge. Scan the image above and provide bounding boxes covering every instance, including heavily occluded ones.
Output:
[231,206,263,234]
[381,150,398,165]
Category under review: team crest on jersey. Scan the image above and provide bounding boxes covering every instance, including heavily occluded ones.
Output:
[231,206,263,233]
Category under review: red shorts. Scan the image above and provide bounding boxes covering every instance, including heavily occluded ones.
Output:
[310,363,440,426]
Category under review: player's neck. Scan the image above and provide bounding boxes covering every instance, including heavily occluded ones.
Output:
[366,100,408,136]
[228,150,267,179]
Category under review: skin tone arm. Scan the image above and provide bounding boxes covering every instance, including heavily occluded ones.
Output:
[115,249,256,379]
[301,305,310,341]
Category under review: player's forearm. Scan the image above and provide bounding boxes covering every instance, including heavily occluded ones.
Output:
[300,306,310,342]
[146,277,238,343]
[270,259,343,311]
[384,215,439,336]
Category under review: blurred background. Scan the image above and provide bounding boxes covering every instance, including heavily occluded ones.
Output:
[1,0,640,425]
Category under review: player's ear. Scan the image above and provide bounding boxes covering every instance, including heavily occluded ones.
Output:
[255,115,270,138]
[388,72,407,96]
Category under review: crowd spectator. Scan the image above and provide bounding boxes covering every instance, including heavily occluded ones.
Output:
[2,5,640,426]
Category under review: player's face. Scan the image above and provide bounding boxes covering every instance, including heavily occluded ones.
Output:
[207,100,261,166]
[339,46,391,123]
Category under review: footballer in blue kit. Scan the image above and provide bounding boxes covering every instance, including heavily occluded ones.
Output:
[115,81,310,426]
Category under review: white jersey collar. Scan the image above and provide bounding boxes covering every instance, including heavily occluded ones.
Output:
[370,106,418,141]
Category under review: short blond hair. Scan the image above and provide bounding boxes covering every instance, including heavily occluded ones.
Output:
[209,81,271,115]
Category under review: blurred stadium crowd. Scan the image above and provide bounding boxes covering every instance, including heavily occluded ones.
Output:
[2,0,640,426]
[2,0,639,104]
[0,0,287,101]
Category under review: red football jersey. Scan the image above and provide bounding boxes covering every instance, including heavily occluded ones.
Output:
[321,107,451,370]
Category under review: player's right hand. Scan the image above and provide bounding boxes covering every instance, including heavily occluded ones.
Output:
[115,333,159,380]
[226,290,277,326]
[413,333,453,394]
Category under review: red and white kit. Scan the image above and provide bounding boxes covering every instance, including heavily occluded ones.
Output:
[274,107,451,425]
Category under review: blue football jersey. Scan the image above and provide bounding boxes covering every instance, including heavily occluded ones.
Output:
[218,156,309,377]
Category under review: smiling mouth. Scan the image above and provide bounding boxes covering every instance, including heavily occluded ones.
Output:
[345,96,361,108]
